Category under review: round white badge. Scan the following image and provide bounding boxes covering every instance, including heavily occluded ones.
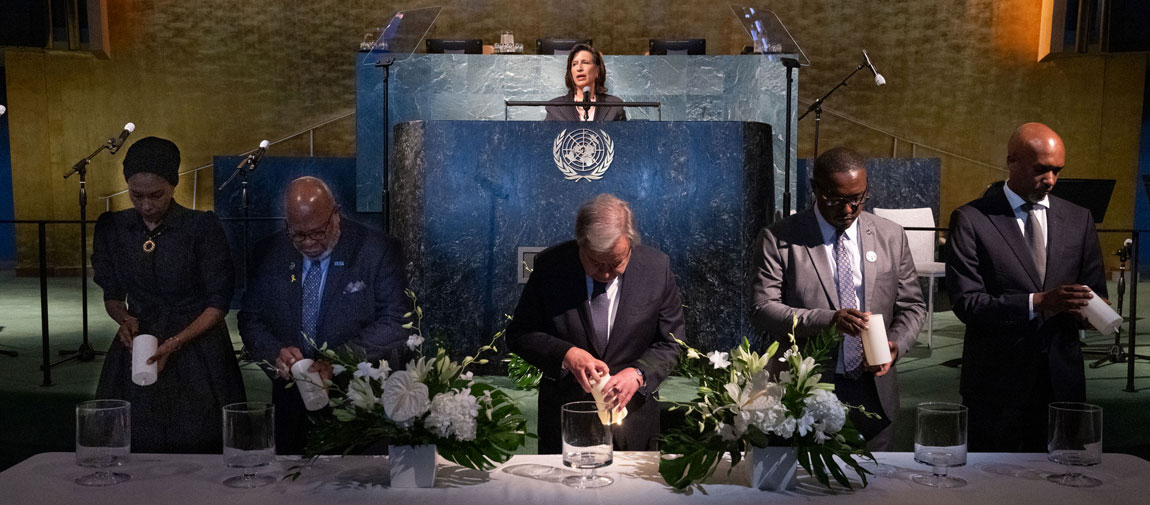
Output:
[865,251,878,263]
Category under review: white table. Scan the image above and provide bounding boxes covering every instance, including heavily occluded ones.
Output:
[1,451,1146,504]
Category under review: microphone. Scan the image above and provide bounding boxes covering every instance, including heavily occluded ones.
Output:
[862,50,886,86]
[239,140,270,171]
[107,123,136,154]
[1116,238,1133,257]
[581,86,591,120]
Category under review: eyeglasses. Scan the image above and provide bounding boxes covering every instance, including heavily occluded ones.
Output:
[816,189,870,210]
[286,207,338,242]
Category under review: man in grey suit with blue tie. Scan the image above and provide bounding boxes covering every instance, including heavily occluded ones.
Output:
[750,147,926,450]
[239,176,409,453]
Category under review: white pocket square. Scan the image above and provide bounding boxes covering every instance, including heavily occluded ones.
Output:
[344,280,366,294]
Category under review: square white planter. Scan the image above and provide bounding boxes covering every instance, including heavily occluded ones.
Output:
[389,444,437,488]
[747,446,798,491]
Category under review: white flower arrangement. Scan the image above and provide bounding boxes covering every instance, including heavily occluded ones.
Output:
[291,290,530,472]
[659,316,875,490]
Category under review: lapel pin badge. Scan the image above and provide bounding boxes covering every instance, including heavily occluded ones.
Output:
[335,261,345,267]
[865,251,878,263]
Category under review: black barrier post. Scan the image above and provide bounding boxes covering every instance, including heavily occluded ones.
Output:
[38,223,53,387]
[1127,231,1139,393]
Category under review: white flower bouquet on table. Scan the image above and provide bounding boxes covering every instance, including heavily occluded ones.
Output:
[659,316,875,490]
[292,289,530,473]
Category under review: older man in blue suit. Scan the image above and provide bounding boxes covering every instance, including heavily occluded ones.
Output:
[239,176,408,454]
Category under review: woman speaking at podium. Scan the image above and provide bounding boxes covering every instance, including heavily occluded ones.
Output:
[545,43,627,122]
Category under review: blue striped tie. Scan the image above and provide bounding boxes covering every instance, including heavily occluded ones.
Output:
[301,260,323,349]
[835,232,864,374]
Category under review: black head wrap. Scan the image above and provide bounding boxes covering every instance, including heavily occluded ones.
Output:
[122,136,180,186]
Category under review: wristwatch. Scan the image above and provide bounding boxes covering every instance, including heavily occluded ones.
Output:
[634,368,645,386]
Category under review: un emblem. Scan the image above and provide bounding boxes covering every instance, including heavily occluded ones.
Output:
[552,128,614,182]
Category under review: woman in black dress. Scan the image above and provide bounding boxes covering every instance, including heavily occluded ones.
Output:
[92,136,245,453]
[544,43,627,122]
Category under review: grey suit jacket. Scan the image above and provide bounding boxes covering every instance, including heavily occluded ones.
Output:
[749,210,925,418]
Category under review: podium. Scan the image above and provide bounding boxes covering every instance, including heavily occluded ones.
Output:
[391,120,773,353]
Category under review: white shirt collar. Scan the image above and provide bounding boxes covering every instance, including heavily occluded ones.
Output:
[1003,182,1050,211]
[813,208,859,245]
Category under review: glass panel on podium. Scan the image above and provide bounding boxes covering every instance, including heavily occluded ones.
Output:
[730,5,810,66]
[359,6,443,66]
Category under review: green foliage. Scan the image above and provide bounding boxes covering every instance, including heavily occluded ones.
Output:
[504,352,542,390]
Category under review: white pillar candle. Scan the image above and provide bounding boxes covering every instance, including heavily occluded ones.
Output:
[860,314,893,366]
[1083,289,1123,335]
[131,334,158,386]
[590,373,627,426]
[291,358,330,411]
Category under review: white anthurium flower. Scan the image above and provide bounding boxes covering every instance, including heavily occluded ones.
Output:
[381,370,431,423]
[707,351,731,370]
[346,377,380,411]
[686,348,701,360]
[406,334,424,350]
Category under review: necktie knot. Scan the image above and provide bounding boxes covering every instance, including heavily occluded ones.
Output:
[592,280,608,297]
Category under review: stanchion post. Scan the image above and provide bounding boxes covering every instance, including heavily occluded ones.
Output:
[1126,231,1138,393]
[38,223,53,387]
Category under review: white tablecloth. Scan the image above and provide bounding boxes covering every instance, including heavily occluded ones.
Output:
[0,451,1146,504]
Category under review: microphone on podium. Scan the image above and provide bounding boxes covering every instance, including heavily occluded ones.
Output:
[862,50,886,86]
[581,86,591,120]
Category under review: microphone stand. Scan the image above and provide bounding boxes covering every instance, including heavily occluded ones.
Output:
[1089,239,1150,369]
[781,57,800,219]
[55,138,122,366]
[218,149,265,294]
[798,62,867,158]
[377,55,396,233]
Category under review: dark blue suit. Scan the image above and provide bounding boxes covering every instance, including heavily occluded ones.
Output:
[947,187,1106,451]
[239,218,408,453]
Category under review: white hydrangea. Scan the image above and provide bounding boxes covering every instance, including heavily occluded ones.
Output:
[802,388,847,441]
[425,388,480,441]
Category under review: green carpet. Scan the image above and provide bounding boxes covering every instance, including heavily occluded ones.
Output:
[2,270,1148,471]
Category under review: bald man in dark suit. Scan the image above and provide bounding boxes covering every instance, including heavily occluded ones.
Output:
[947,123,1107,452]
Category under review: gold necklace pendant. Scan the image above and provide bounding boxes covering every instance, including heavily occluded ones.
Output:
[143,238,156,253]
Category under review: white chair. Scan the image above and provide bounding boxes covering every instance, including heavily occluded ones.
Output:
[873,207,945,349]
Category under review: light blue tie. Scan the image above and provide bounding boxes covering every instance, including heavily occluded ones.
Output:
[835,232,864,374]
[301,260,323,349]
